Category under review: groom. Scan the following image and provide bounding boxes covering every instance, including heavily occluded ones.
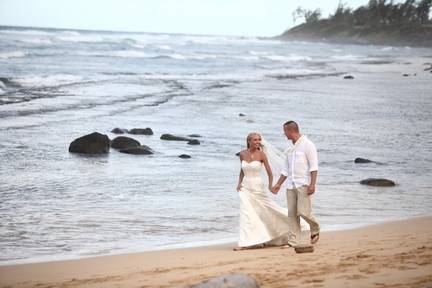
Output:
[271,120,320,245]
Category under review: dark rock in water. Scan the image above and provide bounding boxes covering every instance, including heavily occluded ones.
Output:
[188,274,260,288]
[403,73,409,77]
[119,145,154,155]
[188,134,202,138]
[129,128,153,135]
[187,139,201,145]
[160,134,190,141]
[111,136,140,149]
[111,128,128,134]
[69,132,110,154]
[0,77,20,88]
[179,154,191,159]
[360,178,395,187]
[354,157,374,163]
[344,75,354,79]
[207,82,232,89]
[361,60,394,65]
[239,113,246,116]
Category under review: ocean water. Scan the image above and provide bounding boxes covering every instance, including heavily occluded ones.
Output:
[1,26,432,264]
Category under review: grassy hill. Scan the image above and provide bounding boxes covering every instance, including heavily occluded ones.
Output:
[276,0,432,47]
[278,21,432,47]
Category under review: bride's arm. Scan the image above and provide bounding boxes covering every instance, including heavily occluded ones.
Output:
[262,152,273,191]
[236,153,245,192]
[236,169,244,192]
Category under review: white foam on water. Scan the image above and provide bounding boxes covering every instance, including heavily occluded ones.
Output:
[157,45,172,50]
[107,50,154,58]
[249,50,269,56]
[60,30,81,36]
[55,34,107,43]
[165,53,186,60]
[262,54,312,62]
[0,51,27,59]
[19,38,53,45]
[0,29,53,36]
[15,74,83,88]
[331,54,364,60]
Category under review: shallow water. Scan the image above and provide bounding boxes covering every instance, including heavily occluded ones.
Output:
[1,26,432,264]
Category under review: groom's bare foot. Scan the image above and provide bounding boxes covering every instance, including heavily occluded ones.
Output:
[311,233,320,244]
[280,244,293,249]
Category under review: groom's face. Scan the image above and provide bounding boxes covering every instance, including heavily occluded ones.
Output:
[283,125,293,140]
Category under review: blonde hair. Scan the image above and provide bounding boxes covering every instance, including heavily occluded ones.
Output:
[246,132,262,149]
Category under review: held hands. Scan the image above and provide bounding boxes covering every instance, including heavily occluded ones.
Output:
[271,184,281,194]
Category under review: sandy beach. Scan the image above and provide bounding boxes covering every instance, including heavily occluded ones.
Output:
[1,217,431,288]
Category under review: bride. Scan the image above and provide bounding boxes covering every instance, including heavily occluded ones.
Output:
[235,132,296,250]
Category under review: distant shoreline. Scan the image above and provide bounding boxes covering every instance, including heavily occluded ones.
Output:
[276,21,432,48]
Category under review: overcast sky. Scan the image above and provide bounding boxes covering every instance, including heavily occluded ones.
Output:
[0,0,368,36]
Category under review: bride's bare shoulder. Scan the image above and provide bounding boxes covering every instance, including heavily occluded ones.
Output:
[258,150,267,160]
[239,150,249,159]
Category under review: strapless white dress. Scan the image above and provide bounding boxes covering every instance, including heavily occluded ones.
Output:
[238,160,294,247]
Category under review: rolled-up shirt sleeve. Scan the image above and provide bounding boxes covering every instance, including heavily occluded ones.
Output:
[281,154,289,176]
[306,142,318,172]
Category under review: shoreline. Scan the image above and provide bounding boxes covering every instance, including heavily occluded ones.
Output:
[1,216,431,287]
[1,215,423,267]
[273,34,432,48]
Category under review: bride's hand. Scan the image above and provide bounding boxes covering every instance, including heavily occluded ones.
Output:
[236,184,242,192]
[271,184,281,194]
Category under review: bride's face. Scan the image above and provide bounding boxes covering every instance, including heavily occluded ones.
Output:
[249,135,262,149]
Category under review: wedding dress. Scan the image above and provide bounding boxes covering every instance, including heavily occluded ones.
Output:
[238,160,295,247]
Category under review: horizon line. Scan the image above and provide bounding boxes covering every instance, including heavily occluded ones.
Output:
[0,24,283,39]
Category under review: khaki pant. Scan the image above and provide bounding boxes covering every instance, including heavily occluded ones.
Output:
[286,185,320,245]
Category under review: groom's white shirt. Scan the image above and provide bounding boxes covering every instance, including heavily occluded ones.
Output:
[281,135,318,189]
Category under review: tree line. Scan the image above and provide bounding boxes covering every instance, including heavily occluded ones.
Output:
[293,0,432,27]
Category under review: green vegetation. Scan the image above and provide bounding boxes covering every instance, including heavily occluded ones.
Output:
[279,0,432,47]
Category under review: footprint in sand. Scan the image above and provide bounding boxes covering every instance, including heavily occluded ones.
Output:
[303,278,324,283]
[345,274,367,280]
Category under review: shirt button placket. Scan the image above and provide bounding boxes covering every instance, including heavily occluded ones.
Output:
[292,152,295,188]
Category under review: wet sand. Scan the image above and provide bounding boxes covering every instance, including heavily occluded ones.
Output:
[1,217,431,287]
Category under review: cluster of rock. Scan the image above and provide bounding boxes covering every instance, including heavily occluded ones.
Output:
[354,157,396,187]
[111,127,153,135]
[160,133,201,145]
[69,128,201,159]
[345,63,432,80]
[403,63,432,76]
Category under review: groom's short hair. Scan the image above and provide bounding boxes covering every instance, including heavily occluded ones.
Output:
[283,120,299,132]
